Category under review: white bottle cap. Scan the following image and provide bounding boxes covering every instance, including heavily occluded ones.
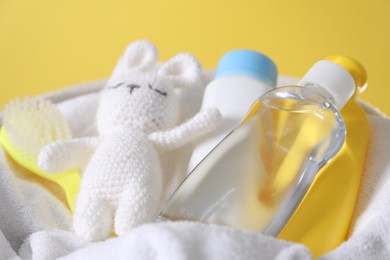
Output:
[298,60,355,110]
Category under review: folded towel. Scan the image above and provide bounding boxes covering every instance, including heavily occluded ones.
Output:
[0,77,389,259]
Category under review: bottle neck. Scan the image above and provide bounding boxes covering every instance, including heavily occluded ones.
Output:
[297,82,337,109]
[298,60,356,110]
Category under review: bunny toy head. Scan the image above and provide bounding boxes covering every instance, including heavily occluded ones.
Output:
[97,40,202,135]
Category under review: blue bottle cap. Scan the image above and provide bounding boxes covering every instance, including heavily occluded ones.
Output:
[215,50,278,87]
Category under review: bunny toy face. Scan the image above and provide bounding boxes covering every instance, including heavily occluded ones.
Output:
[98,72,179,135]
[97,40,201,135]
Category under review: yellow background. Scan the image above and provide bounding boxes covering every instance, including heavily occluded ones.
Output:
[0,0,389,114]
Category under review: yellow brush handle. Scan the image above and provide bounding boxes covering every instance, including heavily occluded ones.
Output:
[0,127,80,211]
[52,172,80,211]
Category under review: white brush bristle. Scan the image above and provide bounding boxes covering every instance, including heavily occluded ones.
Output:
[2,97,72,161]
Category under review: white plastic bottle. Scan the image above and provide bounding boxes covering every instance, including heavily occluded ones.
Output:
[188,50,278,172]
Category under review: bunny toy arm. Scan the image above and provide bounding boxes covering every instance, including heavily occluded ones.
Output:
[148,107,222,151]
[38,137,100,173]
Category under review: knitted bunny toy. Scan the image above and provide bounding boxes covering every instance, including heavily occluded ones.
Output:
[38,40,221,241]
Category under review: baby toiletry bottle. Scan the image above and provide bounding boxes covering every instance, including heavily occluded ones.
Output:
[159,56,366,237]
[188,50,277,172]
[257,56,367,236]
[276,56,369,257]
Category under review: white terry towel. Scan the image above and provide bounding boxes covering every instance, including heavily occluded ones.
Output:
[0,76,389,260]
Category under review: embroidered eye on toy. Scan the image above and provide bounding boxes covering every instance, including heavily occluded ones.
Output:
[38,40,222,241]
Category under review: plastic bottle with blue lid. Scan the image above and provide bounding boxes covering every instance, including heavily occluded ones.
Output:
[188,49,278,172]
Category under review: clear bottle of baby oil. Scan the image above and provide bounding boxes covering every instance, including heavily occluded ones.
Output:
[159,56,367,236]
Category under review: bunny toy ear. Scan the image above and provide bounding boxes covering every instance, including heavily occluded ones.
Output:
[123,40,158,72]
[110,40,158,80]
[158,53,202,89]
